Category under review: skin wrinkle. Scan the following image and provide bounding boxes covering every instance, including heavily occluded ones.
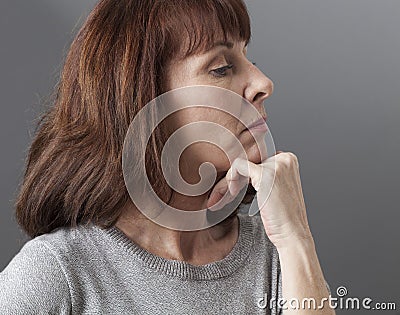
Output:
[116,39,273,265]
[14,0,257,238]
[8,2,334,312]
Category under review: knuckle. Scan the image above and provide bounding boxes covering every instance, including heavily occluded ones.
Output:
[274,152,298,173]
[274,160,284,174]
[286,152,298,166]
[231,158,241,173]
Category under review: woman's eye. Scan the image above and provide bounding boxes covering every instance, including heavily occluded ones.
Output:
[210,64,234,78]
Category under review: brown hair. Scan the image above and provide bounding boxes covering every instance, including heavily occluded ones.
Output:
[16,0,252,238]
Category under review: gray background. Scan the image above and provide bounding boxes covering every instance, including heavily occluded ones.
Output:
[1,1,399,314]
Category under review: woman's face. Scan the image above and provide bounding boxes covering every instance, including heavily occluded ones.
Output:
[164,39,274,184]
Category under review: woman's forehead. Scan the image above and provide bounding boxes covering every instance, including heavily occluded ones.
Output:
[158,0,250,59]
[174,31,248,60]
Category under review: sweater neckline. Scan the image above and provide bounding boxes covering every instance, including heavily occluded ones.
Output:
[101,214,254,280]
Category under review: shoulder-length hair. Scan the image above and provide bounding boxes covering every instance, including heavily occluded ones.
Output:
[16,0,252,238]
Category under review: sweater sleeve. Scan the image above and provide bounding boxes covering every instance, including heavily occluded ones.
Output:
[0,240,71,314]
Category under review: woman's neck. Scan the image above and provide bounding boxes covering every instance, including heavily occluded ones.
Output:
[115,198,239,265]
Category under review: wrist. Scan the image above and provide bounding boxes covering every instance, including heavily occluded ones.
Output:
[262,218,314,251]
[274,231,315,253]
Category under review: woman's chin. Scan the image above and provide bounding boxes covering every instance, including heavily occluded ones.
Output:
[240,139,268,164]
[245,148,263,164]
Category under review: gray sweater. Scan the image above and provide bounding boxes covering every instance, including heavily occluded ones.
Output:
[0,214,283,314]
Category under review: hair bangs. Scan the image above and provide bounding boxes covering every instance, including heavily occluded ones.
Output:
[161,0,251,59]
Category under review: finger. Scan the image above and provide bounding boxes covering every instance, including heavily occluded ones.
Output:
[259,150,283,164]
[207,163,249,211]
[207,176,241,211]
[226,166,249,196]
[228,158,263,191]
[206,177,228,210]
[207,189,237,212]
[261,150,285,164]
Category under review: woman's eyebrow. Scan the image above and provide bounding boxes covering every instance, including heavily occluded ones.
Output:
[212,41,234,49]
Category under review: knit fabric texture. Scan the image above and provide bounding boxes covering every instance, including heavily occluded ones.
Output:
[0,213,284,314]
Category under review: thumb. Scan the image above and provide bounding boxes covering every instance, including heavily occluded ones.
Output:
[206,177,229,210]
[206,167,249,211]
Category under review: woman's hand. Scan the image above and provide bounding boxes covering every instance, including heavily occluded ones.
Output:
[207,151,335,314]
[207,151,313,249]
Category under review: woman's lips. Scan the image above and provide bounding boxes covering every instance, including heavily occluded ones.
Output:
[246,117,268,133]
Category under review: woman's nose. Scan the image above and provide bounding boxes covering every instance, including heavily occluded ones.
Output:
[244,63,274,109]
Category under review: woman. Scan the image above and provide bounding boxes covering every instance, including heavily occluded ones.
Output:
[0,0,334,314]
